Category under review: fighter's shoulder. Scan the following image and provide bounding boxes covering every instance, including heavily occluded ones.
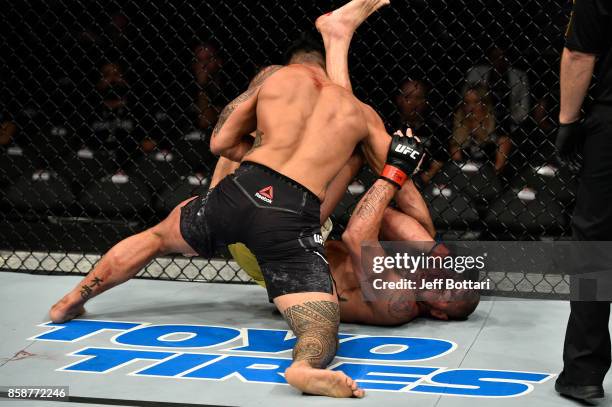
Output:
[248,65,284,89]
[358,101,384,126]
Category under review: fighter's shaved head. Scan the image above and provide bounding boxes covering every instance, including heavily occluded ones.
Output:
[416,267,481,320]
[437,292,480,320]
[284,32,325,66]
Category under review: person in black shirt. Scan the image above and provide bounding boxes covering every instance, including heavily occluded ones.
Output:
[555,0,612,402]
[394,79,449,184]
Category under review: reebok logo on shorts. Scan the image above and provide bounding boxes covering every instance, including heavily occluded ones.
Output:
[255,186,274,204]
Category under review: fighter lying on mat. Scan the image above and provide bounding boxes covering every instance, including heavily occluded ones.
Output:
[49,0,430,398]
[215,154,480,326]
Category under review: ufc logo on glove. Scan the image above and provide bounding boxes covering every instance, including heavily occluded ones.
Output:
[394,144,421,159]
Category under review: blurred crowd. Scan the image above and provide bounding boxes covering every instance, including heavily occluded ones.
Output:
[0,10,576,240]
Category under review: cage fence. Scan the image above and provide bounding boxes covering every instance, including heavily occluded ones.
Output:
[0,0,575,298]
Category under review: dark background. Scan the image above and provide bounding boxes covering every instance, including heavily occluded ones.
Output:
[1,0,569,128]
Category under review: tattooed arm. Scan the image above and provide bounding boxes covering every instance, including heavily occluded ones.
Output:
[209,65,282,161]
[343,180,396,245]
[341,179,420,325]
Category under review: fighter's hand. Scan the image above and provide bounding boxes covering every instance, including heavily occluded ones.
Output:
[555,120,584,167]
[380,128,425,189]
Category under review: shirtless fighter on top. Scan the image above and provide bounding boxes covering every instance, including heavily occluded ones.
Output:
[49,0,432,398]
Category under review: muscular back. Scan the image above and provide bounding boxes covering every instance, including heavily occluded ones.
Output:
[243,65,368,199]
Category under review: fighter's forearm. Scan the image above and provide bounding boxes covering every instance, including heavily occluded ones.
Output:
[214,135,254,162]
[394,181,435,238]
[343,179,397,245]
[210,97,255,157]
[342,179,396,290]
[559,47,596,124]
[341,180,427,325]
[341,179,395,296]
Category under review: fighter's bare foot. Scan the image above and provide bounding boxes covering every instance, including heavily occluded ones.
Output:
[316,0,390,40]
[285,365,365,398]
[49,296,85,323]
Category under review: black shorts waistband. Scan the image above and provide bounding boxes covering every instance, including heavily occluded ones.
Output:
[239,161,321,203]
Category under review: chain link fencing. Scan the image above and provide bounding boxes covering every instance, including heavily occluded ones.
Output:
[0,0,575,298]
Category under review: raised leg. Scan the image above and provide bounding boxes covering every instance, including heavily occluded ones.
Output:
[274,292,364,398]
[49,197,199,323]
[316,0,390,91]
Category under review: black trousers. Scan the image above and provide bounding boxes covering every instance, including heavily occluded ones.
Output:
[563,104,612,385]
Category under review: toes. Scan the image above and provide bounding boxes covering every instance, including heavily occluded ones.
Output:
[354,388,365,398]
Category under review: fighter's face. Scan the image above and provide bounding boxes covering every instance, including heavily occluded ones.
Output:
[419,288,452,320]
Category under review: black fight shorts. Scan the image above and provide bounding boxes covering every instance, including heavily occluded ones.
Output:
[179,161,332,300]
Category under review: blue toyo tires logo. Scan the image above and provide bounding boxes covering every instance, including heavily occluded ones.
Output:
[30,320,553,397]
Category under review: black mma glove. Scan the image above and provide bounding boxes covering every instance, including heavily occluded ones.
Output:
[380,128,425,189]
[556,120,585,164]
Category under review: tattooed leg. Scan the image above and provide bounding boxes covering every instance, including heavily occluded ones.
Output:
[274,292,364,398]
[49,197,198,324]
[284,300,340,368]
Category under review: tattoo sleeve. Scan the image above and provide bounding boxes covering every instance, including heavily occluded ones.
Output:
[283,301,340,368]
[212,88,256,138]
[353,182,393,221]
[212,66,282,138]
